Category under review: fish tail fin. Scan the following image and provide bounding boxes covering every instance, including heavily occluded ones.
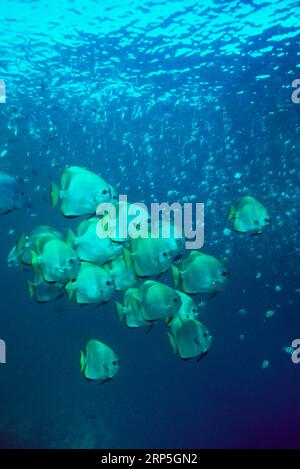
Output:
[115,301,124,322]
[50,182,60,208]
[31,250,38,263]
[65,281,74,300]
[66,228,76,247]
[227,206,236,221]
[167,332,177,354]
[31,253,41,278]
[80,350,86,373]
[27,280,34,299]
[172,265,181,288]
[123,247,133,270]
[130,295,141,314]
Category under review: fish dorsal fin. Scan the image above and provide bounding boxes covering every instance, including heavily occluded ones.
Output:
[242,195,256,204]
[61,168,74,190]
[239,195,257,209]
[128,292,142,313]
[139,280,156,298]
[35,234,55,254]
[188,250,203,259]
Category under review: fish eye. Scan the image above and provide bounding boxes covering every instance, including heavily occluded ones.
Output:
[102,189,108,195]
[69,259,74,264]
[253,219,259,226]
[265,218,270,223]
[192,308,197,313]
[112,360,118,365]
[222,271,228,277]
[203,332,208,338]
[162,252,168,257]
[173,297,178,303]
[106,280,111,286]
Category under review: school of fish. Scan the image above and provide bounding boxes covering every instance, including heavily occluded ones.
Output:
[5,166,271,383]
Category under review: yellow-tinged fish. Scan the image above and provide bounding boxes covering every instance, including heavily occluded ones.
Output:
[228,195,271,234]
[174,291,198,321]
[31,234,80,283]
[98,199,150,243]
[151,218,185,258]
[172,251,228,294]
[168,317,212,360]
[67,217,122,265]
[13,226,63,267]
[80,339,119,382]
[125,236,175,277]
[27,273,65,303]
[65,262,115,305]
[137,280,182,323]
[108,250,138,291]
[115,288,148,328]
[51,166,112,217]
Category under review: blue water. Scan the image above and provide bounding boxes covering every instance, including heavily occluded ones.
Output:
[0,0,300,449]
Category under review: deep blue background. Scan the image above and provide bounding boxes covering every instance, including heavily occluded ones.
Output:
[0,0,299,448]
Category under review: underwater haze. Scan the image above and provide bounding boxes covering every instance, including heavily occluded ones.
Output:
[0,0,300,449]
